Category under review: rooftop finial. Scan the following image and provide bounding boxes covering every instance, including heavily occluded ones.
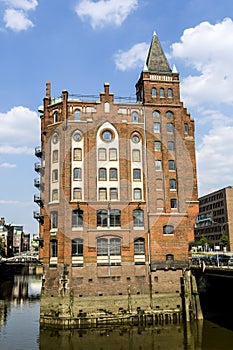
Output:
[153,31,157,36]
[172,64,178,73]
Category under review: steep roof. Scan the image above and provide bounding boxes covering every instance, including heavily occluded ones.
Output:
[146,33,172,73]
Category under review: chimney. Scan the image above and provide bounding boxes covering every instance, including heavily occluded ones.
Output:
[1,217,5,225]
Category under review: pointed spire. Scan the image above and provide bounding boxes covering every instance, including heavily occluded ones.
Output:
[172,64,178,73]
[146,33,171,74]
[143,62,148,71]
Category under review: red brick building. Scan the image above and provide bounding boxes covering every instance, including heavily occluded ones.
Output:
[35,34,198,320]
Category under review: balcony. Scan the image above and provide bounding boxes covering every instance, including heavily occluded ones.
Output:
[34,162,44,174]
[34,178,40,188]
[35,146,42,158]
[34,194,44,207]
[33,211,44,223]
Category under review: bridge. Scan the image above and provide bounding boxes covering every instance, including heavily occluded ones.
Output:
[191,265,233,329]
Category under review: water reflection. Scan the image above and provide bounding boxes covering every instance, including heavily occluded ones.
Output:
[1,275,233,350]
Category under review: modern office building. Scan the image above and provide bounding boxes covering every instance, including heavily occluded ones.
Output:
[195,186,233,251]
[34,33,198,321]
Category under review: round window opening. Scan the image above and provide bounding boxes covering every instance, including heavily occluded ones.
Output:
[53,133,59,144]
[73,133,82,141]
[102,130,113,142]
[132,134,140,143]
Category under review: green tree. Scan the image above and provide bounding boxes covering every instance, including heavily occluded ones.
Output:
[0,238,5,258]
[220,234,230,248]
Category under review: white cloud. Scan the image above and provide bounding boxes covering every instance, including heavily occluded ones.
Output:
[4,0,38,11]
[196,123,233,196]
[0,106,40,154]
[114,42,149,71]
[75,0,138,28]
[3,8,34,31]
[0,162,16,168]
[0,146,33,155]
[171,18,233,106]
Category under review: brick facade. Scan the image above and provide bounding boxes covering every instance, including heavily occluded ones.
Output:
[35,34,198,317]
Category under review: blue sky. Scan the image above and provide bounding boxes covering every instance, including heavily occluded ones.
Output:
[1,0,233,235]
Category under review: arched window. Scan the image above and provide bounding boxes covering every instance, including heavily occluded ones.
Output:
[168,88,173,97]
[166,111,173,118]
[163,225,174,235]
[74,109,81,121]
[72,238,83,256]
[151,87,156,97]
[133,209,144,227]
[160,88,165,97]
[170,179,176,190]
[153,110,160,118]
[53,111,58,123]
[184,123,189,135]
[72,209,83,228]
[132,111,139,122]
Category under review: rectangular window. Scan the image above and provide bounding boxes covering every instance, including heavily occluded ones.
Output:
[110,188,118,200]
[73,168,82,180]
[134,238,145,255]
[109,148,117,160]
[50,240,58,257]
[72,239,83,256]
[99,188,107,200]
[134,188,142,200]
[155,160,162,171]
[154,122,161,133]
[52,150,58,163]
[168,141,175,151]
[169,160,175,171]
[154,141,161,152]
[167,123,173,133]
[72,210,83,228]
[73,148,82,161]
[99,168,107,180]
[52,189,58,201]
[171,198,177,209]
[52,169,58,182]
[73,187,82,200]
[132,149,140,162]
[98,148,106,161]
[51,211,58,229]
[109,168,117,180]
[133,169,141,181]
